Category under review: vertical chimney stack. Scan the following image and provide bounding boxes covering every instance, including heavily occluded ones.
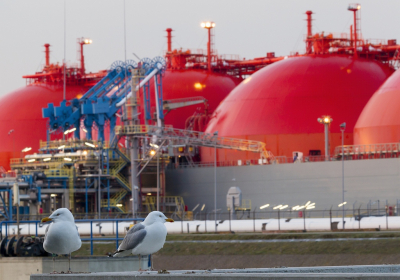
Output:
[44,44,50,66]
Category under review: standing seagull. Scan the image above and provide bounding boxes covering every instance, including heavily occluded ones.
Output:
[110,211,174,270]
[41,208,82,272]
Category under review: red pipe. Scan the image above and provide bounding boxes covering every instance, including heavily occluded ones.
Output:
[166,28,173,52]
[350,25,353,46]
[353,10,358,58]
[44,44,50,66]
[207,28,211,72]
[80,41,85,75]
[306,11,313,54]
[230,56,285,67]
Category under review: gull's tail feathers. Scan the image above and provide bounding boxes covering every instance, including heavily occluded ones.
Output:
[108,250,131,258]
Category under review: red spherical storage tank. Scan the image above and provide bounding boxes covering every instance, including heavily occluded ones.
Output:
[142,69,242,130]
[0,84,88,170]
[354,69,400,145]
[202,55,394,163]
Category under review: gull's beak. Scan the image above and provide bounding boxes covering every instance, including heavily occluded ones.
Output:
[41,217,52,223]
[165,218,174,223]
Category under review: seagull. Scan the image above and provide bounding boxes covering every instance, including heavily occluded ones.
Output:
[41,208,82,272]
[110,211,174,270]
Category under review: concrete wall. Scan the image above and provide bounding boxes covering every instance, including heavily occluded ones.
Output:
[0,256,148,280]
[166,158,400,211]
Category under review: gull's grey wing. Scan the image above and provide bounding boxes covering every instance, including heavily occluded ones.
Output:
[76,225,80,238]
[117,223,146,251]
[44,223,51,240]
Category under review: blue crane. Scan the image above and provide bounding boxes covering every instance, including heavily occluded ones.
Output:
[42,57,166,142]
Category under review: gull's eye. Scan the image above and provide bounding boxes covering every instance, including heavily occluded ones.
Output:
[57,213,60,216]
[159,215,162,217]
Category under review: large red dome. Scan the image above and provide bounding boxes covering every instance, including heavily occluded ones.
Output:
[203,55,393,162]
[354,68,400,145]
[0,84,88,170]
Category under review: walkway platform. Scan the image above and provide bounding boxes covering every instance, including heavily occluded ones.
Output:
[31,265,400,279]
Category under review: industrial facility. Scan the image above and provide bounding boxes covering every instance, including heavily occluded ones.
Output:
[2,4,400,221]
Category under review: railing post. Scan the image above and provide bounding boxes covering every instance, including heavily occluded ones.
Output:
[229,211,231,233]
[386,202,389,230]
[278,209,280,231]
[330,208,332,231]
[90,221,93,256]
[358,207,361,230]
[253,209,256,233]
[204,212,207,233]
[181,213,183,234]
[116,220,119,250]
[303,209,306,232]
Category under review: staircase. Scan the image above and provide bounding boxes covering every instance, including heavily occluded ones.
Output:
[101,189,128,212]
[106,160,130,191]
[115,147,130,163]
[143,196,192,220]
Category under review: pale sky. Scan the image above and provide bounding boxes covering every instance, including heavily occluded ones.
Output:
[1,0,399,97]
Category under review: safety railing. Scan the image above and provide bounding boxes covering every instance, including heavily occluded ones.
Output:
[44,169,72,178]
[334,143,400,157]
[183,206,400,233]
[0,218,144,255]
[39,140,110,150]
[115,125,149,135]
[115,125,274,160]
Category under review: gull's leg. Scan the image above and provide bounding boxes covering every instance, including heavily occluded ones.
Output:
[68,253,71,272]
[138,254,142,271]
[150,254,153,271]
[51,254,58,274]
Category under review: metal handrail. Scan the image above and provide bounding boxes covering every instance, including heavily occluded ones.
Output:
[39,139,110,149]
[0,218,144,255]
[334,143,400,156]
[115,125,274,160]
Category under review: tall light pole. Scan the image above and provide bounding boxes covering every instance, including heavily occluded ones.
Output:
[201,21,216,72]
[348,4,361,59]
[78,38,92,75]
[213,131,218,232]
[317,116,332,160]
[340,122,346,229]
[149,144,160,211]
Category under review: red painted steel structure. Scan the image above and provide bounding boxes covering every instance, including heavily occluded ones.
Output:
[0,44,107,170]
[3,4,400,170]
[202,55,394,162]
[202,5,400,163]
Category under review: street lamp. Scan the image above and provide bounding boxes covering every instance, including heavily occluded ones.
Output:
[317,116,333,160]
[200,21,216,72]
[213,131,218,232]
[348,4,361,58]
[78,37,92,75]
[340,122,346,229]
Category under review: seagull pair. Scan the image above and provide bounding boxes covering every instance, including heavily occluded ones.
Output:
[42,209,173,272]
